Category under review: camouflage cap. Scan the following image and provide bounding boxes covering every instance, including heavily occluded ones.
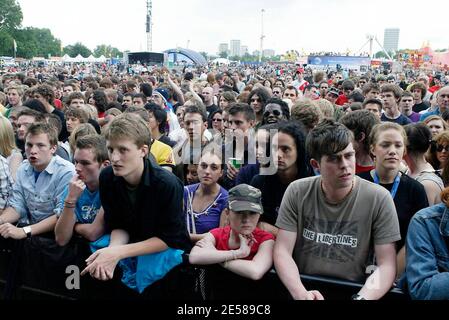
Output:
[228,184,263,214]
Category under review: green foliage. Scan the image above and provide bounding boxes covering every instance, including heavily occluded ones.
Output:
[374,51,388,59]
[93,44,122,58]
[63,42,92,57]
[0,30,14,56]
[219,51,228,59]
[13,27,61,59]
[0,0,23,32]
[199,51,208,60]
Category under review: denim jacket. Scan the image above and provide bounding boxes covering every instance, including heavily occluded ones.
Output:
[405,203,449,300]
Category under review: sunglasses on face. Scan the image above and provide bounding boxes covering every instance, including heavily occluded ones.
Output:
[436,144,449,152]
[212,118,223,122]
[263,110,282,118]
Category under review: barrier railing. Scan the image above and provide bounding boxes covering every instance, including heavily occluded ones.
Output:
[0,237,409,300]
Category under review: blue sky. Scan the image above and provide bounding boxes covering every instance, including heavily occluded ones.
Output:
[17,0,449,55]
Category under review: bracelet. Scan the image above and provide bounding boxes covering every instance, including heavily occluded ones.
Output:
[64,201,76,208]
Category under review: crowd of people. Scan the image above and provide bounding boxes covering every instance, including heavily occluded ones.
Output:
[0,61,448,300]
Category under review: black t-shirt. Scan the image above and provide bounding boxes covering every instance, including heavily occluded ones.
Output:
[413,101,430,113]
[100,157,192,252]
[358,171,429,248]
[88,118,102,134]
[159,135,176,148]
[52,108,69,142]
[381,113,412,126]
[250,174,290,226]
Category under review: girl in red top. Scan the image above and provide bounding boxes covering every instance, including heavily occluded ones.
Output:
[189,184,275,280]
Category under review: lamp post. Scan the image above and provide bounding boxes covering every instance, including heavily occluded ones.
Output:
[259,9,265,63]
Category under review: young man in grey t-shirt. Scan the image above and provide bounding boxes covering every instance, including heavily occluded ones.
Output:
[274,119,401,300]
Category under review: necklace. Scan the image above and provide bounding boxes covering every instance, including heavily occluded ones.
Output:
[321,178,355,205]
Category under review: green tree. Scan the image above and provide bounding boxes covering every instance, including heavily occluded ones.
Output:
[374,51,388,59]
[0,30,14,56]
[63,42,92,57]
[13,27,61,58]
[0,0,23,32]
[199,51,208,61]
[219,51,228,59]
[93,44,122,58]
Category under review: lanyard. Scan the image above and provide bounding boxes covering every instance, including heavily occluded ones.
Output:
[373,171,401,199]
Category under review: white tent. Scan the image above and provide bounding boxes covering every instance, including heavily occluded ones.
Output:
[212,58,231,65]
[97,55,107,62]
[86,55,96,63]
[62,54,75,63]
[74,54,86,62]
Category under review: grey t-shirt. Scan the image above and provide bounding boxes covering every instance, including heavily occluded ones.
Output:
[276,175,401,282]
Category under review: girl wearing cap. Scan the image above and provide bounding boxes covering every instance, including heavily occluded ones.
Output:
[188,184,275,281]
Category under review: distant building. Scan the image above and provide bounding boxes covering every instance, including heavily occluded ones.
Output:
[240,45,249,56]
[230,40,241,57]
[383,28,400,53]
[218,43,229,55]
[263,49,275,57]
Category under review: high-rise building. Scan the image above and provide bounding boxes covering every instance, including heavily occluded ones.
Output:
[383,28,400,53]
[240,45,249,56]
[230,40,241,57]
[263,49,275,57]
[218,43,229,55]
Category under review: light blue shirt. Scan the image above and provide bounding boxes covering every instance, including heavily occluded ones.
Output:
[9,155,75,224]
[419,106,440,121]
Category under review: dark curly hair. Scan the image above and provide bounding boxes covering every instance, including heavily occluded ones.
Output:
[144,103,168,134]
[92,90,108,113]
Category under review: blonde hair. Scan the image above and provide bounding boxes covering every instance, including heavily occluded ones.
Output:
[369,122,408,147]
[103,113,151,148]
[314,99,335,119]
[0,116,17,157]
[423,115,449,131]
[69,123,97,156]
[82,104,98,120]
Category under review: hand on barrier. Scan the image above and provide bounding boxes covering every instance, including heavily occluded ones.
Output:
[0,223,27,240]
[81,247,119,281]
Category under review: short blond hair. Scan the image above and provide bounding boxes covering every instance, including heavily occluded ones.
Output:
[103,113,151,148]
[314,99,335,119]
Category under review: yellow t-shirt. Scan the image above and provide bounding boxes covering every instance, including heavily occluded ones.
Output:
[0,104,7,116]
[150,139,175,167]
